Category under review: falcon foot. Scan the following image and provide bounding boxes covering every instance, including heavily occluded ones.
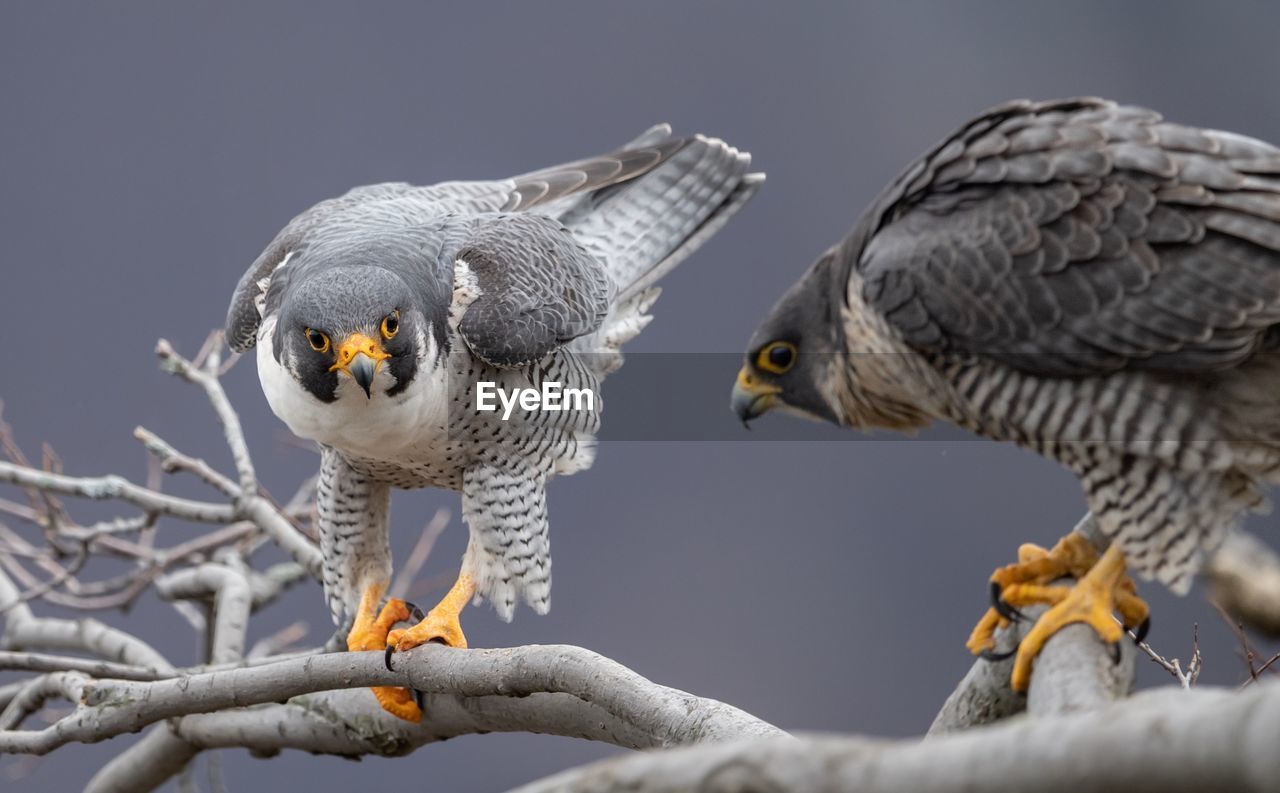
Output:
[386,572,476,657]
[347,583,423,723]
[966,533,1149,692]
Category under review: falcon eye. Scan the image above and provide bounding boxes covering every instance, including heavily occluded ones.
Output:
[380,310,400,340]
[304,328,330,353]
[757,341,797,375]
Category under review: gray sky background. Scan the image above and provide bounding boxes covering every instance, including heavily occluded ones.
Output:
[3,2,1280,790]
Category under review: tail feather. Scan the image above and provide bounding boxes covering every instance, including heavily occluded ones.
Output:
[553,127,763,366]
[625,171,764,303]
[622,122,675,151]
[575,135,756,301]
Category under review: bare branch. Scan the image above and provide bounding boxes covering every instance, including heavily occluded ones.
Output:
[155,336,256,494]
[389,508,450,601]
[85,724,199,793]
[1205,531,1280,638]
[0,651,162,681]
[133,427,238,498]
[246,621,308,660]
[1134,623,1201,689]
[155,562,252,663]
[1211,598,1268,681]
[518,683,1280,793]
[1253,651,1280,681]
[0,672,86,731]
[0,463,235,525]
[0,643,783,756]
[239,495,322,577]
[0,566,172,673]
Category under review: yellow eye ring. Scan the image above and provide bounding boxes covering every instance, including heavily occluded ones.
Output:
[756,341,797,375]
[381,310,400,340]
[304,328,330,353]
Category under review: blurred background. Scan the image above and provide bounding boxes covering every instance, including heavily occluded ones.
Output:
[3,1,1279,790]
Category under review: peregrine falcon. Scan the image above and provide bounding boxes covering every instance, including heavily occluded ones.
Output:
[228,126,761,720]
[734,97,1280,690]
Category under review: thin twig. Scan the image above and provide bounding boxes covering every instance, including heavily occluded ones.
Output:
[389,508,450,601]
[1211,599,1263,681]
[1131,624,1201,690]
[156,335,256,495]
[0,651,163,681]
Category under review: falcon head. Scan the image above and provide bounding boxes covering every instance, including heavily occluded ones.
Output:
[271,264,430,403]
[733,264,841,427]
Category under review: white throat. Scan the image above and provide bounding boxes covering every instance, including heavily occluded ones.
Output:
[255,317,448,460]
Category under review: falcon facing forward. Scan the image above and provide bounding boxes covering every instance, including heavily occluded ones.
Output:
[735,97,1280,690]
[229,127,761,720]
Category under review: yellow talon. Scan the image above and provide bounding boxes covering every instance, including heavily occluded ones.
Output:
[968,535,1150,692]
[965,606,1011,655]
[347,583,423,723]
[370,682,424,722]
[387,573,476,653]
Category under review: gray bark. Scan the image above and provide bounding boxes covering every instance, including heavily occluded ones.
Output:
[516,682,1280,793]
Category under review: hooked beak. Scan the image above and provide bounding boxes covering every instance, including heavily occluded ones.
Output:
[330,333,390,399]
[732,366,781,428]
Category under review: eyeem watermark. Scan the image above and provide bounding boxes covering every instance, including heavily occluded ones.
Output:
[475,381,596,420]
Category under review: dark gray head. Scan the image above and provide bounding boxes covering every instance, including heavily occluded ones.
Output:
[733,252,843,427]
[273,262,435,403]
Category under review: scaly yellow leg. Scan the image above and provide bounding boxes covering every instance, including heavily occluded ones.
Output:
[967,535,1150,692]
[387,572,476,653]
[347,582,422,723]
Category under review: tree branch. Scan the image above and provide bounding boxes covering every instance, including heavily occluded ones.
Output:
[0,464,236,525]
[0,643,782,756]
[0,651,163,681]
[86,724,200,793]
[1205,531,1280,638]
[517,682,1280,793]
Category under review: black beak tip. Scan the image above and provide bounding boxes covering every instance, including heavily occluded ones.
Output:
[349,357,377,398]
[731,391,760,429]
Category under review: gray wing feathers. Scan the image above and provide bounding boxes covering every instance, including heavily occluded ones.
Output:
[502,128,684,213]
[626,171,766,302]
[563,135,757,303]
[589,172,766,362]
[227,228,304,352]
[455,214,612,367]
[858,98,1280,376]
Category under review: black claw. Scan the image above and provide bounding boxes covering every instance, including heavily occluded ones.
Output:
[1109,641,1122,666]
[1132,616,1151,644]
[406,601,426,624]
[979,646,1017,662]
[384,645,396,671]
[990,581,1025,622]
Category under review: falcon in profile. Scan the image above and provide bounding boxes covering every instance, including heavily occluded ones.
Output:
[735,97,1280,690]
[228,127,761,720]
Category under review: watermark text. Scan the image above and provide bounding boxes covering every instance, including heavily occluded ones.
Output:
[475,381,595,420]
